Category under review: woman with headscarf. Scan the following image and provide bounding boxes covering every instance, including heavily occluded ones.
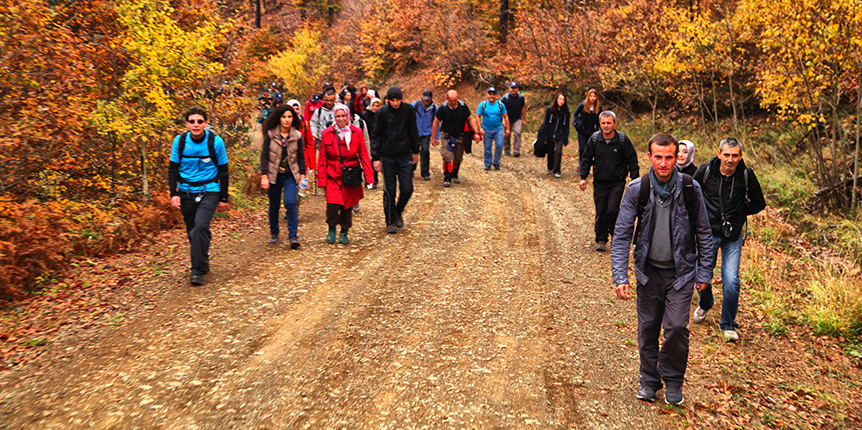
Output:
[260,104,306,248]
[317,104,374,244]
[676,139,697,176]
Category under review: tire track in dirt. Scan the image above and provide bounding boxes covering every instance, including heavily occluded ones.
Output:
[0,150,666,429]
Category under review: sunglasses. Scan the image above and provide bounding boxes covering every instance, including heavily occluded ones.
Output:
[187,119,205,124]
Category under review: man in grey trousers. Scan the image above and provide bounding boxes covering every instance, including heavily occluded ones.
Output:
[611,133,713,406]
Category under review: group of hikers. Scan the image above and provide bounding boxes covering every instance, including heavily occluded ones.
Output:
[168,82,766,407]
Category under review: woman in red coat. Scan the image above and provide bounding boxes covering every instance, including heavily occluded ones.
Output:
[317,103,374,244]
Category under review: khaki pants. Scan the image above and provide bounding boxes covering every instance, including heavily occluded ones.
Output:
[504,119,523,155]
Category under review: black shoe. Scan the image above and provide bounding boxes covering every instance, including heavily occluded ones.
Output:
[443,180,451,187]
[637,386,657,402]
[289,237,301,249]
[484,166,491,171]
[452,177,460,184]
[386,224,398,234]
[494,164,500,170]
[665,386,684,405]
[395,213,404,228]
[422,175,430,181]
[513,152,520,158]
[190,271,204,286]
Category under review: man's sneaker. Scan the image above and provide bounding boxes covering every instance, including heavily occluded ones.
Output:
[723,330,739,342]
[485,166,491,171]
[665,386,684,405]
[395,213,404,228]
[352,203,361,213]
[422,175,430,181]
[443,180,451,187]
[289,237,301,249]
[494,164,500,170]
[268,234,279,244]
[386,224,398,234]
[546,170,553,175]
[514,152,520,158]
[554,173,561,178]
[692,306,708,324]
[595,241,607,252]
[636,386,657,402]
[190,271,204,286]
[504,150,511,156]
[452,177,460,184]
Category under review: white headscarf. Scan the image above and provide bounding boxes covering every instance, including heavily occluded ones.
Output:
[677,140,696,168]
[332,103,352,149]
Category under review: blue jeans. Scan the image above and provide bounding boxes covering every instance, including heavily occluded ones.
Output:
[483,128,504,167]
[697,233,744,331]
[268,173,298,238]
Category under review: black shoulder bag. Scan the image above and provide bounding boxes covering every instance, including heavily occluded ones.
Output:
[335,132,363,187]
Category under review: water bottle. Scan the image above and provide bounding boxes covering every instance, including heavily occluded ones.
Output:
[298,177,308,197]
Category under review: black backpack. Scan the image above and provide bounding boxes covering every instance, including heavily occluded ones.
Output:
[634,173,699,242]
[176,131,219,186]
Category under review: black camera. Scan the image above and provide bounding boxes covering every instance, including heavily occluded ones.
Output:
[722,221,735,238]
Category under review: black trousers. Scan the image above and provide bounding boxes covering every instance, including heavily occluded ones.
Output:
[577,132,591,164]
[382,154,414,225]
[180,192,220,274]
[593,181,625,243]
[326,203,353,229]
[413,135,431,178]
[546,139,565,173]
[637,263,693,390]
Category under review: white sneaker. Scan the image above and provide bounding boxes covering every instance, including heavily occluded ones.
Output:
[723,330,739,342]
[692,306,708,324]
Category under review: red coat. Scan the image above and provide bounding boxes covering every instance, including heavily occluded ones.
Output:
[299,119,316,169]
[317,124,374,208]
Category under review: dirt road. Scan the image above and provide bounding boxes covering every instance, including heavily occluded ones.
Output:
[0,150,664,428]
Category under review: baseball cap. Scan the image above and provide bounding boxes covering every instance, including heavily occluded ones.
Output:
[487,87,497,93]
[509,82,519,88]
[423,89,433,101]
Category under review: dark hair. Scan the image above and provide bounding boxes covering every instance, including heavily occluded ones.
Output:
[719,137,743,152]
[263,104,300,137]
[324,89,336,98]
[549,92,569,116]
[648,133,679,155]
[185,106,207,121]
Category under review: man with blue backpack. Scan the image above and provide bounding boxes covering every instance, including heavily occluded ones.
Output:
[168,107,230,286]
[412,89,438,181]
[476,87,510,170]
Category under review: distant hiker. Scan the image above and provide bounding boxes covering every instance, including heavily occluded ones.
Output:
[310,89,337,147]
[476,86,510,170]
[340,79,358,103]
[304,93,322,123]
[317,104,374,245]
[354,85,369,114]
[691,138,766,342]
[431,90,481,187]
[543,92,571,178]
[412,89,438,180]
[611,133,714,406]
[361,97,382,188]
[371,86,420,234]
[676,140,697,176]
[501,82,526,157]
[578,110,639,252]
[257,97,271,124]
[342,91,355,118]
[168,106,230,286]
[573,88,601,163]
[260,104,306,248]
[287,100,316,178]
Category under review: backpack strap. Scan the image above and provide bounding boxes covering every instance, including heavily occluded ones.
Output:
[633,178,651,242]
[176,131,220,186]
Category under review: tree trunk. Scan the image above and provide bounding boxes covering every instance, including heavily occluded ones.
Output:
[254,0,261,29]
[855,75,861,210]
[499,0,509,44]
[141,136,149,200]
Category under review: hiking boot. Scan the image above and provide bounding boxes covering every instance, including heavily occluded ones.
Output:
[636,386,657,402]
[485,166,491,171]
[505,150,511,156]
[268,234,279,244]
[395,213,404,228]
[692,306,708,324]
[386,224,398,234]
[289,237,301,249]
[352,203,361,213]
[595,241,607,252]
[494,164,500,170]
[546,170,553,175]
[443,180,451,187]
[723,330,739,342]
[665,386,684,405]
[326,226,337,244]
[554,173,561,178]
[513,152,520,158]
[422,175,430,181]
[452,177,460,184]
[190,271,204,286]
[339,229,349,244]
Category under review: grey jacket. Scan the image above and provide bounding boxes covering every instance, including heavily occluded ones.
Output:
[611,172,714,290]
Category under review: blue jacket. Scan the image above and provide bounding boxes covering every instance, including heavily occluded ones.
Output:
[611,171,714,290]
[412,100,438,137]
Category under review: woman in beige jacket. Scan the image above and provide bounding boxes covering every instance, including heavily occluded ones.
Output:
[260,104,306,248]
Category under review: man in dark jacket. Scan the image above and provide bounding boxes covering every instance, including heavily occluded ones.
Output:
[371,86,420,234]
[612,133,713,406]
[691,138,766,342]
[578,111,640,251]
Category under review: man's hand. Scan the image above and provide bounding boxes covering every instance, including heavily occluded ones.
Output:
[170,196,181,210]
[505,128,511,137]
[431,138,440,147]
[217,202,229,211]
[373,160,382,172]
[616,283,632,300]
[260,175,269,190]
[579,179,588,191]
[412,153,419,165]
[696,282,709,292]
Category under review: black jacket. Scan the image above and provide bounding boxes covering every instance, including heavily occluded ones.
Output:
[542,107,570,142]
[693,157,766,240]
[573,102,600,137]
[371,103,419,161]
[578,130,639,183]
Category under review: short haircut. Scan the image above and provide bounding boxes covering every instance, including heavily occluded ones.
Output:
[185,106,207,121]
[324,89,336,98]
[599,110,616,122]
[648,133,679,155]
[719,137,743,152]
